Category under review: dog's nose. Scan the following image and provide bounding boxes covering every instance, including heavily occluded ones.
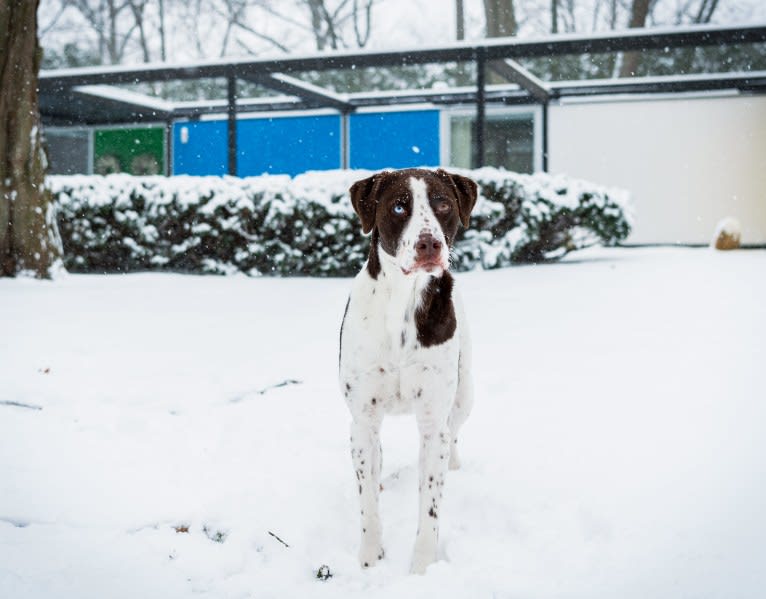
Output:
[414,233,442,261]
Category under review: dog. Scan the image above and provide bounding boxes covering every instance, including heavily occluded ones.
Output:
[339,168,477,574]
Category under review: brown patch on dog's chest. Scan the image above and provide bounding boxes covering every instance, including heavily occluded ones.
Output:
[415,273,457,347]
[366,230,382,279]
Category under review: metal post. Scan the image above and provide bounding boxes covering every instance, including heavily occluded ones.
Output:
[475,48,486,168]
[227,75,237,176]
[542,102,549,172]
[164,119,172,176]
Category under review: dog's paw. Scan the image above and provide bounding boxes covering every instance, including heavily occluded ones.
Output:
[359,542,385,569]
[409,551,435,575]
[410,539,437,575]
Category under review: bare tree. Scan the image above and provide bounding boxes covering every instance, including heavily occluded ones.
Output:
[159,0,167,60]
[483,0,517,83]
[74,0,139,63]
[127,0,151,62]
[693,0,720,23]
[1,0,63,278]
[619,0,652,77]
[303,0,347,50]
[214,0,292,55]
[352,0,373,47]
[551,0,558,33]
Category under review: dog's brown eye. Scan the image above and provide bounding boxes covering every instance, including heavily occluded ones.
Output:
[435,200,451,214]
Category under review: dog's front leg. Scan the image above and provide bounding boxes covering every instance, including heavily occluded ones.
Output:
[411,399,452,574]
[350,416,384,568]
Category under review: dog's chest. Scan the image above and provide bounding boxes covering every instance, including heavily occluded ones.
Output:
[349,277,424,363]
[341,275,438,413]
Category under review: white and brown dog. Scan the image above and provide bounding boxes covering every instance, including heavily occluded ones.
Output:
[339,168,477,574]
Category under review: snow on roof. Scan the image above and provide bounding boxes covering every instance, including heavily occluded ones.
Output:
[74,85,175,113]
[552,70,766,90]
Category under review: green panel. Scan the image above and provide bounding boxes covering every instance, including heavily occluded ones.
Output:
[93,127,165,175]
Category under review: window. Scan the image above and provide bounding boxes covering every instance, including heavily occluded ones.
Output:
[43,128,91,175]
[448,109,538,173]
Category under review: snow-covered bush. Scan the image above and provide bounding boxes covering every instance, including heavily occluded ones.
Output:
[50,169,631,276]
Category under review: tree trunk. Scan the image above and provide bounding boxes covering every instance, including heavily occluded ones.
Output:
[619,0,651,77]
[0,0,63,278]
[483,0,517,84]
[483,0,517,38]
[551,0,559,33]
[456,0,465,40]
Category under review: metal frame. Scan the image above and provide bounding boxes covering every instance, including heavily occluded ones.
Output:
[38,23,766,173]
[38,23,766,89]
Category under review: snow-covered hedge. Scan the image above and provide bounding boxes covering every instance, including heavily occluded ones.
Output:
[50,169,632,276]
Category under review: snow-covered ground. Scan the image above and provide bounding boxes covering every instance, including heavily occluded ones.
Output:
[1,247,764,599]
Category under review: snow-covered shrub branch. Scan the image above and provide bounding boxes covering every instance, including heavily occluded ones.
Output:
[50,169,632,276]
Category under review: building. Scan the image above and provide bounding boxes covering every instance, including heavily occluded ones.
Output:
[40,24,766,245]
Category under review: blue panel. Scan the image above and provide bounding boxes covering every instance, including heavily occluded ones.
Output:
[349,110,440,170]
[173,120,227,176]
[237,115,341,177]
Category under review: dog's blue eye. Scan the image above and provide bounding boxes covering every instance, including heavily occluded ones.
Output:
[392,203,406,215]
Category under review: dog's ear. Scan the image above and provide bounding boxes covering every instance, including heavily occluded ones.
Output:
[437,169,478,228]
[349,173,383,234]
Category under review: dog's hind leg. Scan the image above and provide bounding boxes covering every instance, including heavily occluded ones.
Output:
[350,416,384,568]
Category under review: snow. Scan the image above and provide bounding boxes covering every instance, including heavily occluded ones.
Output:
[713,216,742,239]
[1,247,764,598]
[73,85,175,113]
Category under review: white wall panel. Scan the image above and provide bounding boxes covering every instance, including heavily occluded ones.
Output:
[549,94,766,244]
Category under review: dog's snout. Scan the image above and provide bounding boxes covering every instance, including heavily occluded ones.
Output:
[415,233,442,261]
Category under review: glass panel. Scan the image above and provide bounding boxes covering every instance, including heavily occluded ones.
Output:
[449,116,473,169]
[486,115,534,173]
[449,112,535,173]
[43,128,90,175]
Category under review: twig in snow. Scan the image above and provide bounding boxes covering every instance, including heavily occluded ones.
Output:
[229,379,302,403]
[0,400,42,411]
[268,530,290,548]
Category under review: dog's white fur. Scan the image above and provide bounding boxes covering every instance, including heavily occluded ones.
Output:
[339,174,473,574]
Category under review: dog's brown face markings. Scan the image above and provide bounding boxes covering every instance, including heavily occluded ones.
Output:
[348,168,477,348]
[349,168,477,280]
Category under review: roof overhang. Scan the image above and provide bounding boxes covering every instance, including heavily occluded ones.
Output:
[38,22,766,126]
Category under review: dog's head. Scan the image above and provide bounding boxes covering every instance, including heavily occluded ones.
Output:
[349,168,477,276]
